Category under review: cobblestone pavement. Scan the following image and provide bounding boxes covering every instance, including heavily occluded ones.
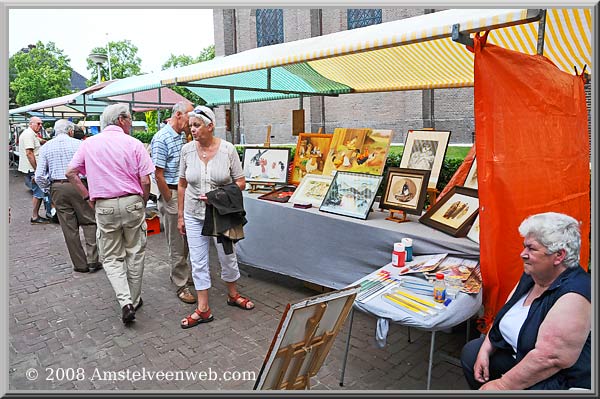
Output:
[8,170,473,392]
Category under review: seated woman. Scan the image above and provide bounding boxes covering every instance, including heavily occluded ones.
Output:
[461,212,590,390]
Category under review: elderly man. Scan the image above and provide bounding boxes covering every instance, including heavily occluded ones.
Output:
[151,101,197,304]
[18,116,53,223]
[35,119,100,273]
[66,104,155,325]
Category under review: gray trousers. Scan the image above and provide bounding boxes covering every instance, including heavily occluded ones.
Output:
[50,181,98,271]
[95,195,146,309]
[158,189,192,289]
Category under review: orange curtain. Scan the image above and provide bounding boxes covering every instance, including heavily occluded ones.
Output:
[473,36,590,332]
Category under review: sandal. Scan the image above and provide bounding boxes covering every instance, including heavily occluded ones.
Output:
[227,293,255,310]
[180,308,214,329]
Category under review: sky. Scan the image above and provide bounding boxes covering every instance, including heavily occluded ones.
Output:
[9,8,215,79]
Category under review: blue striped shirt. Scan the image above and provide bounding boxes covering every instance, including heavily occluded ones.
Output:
[151,124,186,185]
[35,134,82,192]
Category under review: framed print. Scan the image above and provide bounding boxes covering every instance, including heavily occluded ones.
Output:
[464,157,478,189]
[380,167,431,215]
[466,214,480,244]
[242,147,291,185]
[254,286,359,390]
[399,130,451,189]
[319,171,383,220]
[419,186,479,237]
[289,174,333,207]
[258,186,297,203]
[322,128,392,177]
[290,133,333,185]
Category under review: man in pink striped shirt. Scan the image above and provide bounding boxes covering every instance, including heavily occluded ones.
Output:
[66,103,155,325]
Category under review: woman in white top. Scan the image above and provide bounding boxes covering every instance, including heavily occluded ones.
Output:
[177,106,254,329]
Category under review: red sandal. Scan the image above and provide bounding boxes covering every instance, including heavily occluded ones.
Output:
[181,307,214,329]
[227,293,255,310]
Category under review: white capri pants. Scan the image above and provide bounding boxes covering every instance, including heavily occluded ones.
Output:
[184,213,241,291]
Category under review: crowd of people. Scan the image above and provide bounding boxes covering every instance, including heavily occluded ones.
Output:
[24,101,254,326]
[17,103,590,390]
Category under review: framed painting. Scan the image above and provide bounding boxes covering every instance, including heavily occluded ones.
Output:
[380,167,431,215]
[258,186,297,203]
[399,130,451,189]
[319,171,383,220]
[466,214,480,244]
[419,186,479,237]
[254,286,360,390]
[289,174,333,207]
[242,147,291,185]
[322,128,392,177]
[290,133,333,185]
[464,157,478,189]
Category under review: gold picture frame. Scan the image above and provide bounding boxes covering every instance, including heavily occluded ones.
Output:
[289,174,333,207]
[290,133,333,185]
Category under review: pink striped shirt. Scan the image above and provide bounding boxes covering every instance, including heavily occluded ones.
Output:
[68,125,155,201]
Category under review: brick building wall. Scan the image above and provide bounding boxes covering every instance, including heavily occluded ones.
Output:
[211,9,480,145]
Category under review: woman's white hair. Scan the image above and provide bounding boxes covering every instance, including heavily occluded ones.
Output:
[101,103,130,130]
[518,212,582,268]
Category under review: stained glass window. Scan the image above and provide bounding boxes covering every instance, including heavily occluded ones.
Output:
[347,9,382,29]
[256,9,284,47]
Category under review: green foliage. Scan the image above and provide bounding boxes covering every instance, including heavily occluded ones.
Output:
[86,40,142,86]
[132,131,155,144]
[9,41,72,106]
[161,45,216,105]
[145,111,158,134]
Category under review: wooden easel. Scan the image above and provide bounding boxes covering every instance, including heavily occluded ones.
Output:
[426,187,439,210]
[317,127,324,134]
[385,209,409,223]
[264,125,272,147]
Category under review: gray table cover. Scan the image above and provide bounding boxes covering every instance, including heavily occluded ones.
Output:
[237,192,480,289]
[352,262,482,346]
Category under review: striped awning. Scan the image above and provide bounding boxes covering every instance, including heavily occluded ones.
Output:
[89,8,591,107]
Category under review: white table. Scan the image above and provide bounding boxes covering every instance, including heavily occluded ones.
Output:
[340,262,482,389]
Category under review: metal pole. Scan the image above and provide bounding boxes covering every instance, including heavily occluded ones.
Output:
[229,89,236,144]
[339,308,354,386]
[536,9,547,55]
[96,63,102,85]
[106,33,113,80]
[427,331,436,390]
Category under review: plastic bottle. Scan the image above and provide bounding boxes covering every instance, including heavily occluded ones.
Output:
[433,273,446,303]
[391,243,406,267]
[401,238,413,262]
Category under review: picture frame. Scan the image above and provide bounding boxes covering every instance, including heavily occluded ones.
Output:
[258,185,297,203]
[322,128,393,177]
[254,286,360,390]
[319,171,383,220]
[464,157,478,189]
[290,133,333,185]
[242,146,291,185]
[399,130,451,189]
[419,186,479,237]
[466,214,480,244]
[289,174,333,207]
[379,167,431,215]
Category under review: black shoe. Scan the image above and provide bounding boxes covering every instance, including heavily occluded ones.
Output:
[74,267,90,273]
[31,216,51,225]
[134,298,143,311]
[88,262,103,273]
[122,304,136,324]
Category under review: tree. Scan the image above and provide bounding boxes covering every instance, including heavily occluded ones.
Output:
[160,45,216,106]
[86,40,142,85]
[9,41,72,107]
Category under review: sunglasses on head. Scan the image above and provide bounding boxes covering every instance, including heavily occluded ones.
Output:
[193,108,213,123]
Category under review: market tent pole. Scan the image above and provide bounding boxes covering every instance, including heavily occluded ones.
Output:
[536,9,547,55]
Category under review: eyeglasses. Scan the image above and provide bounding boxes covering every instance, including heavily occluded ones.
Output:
[119,114,132,120]
[193,108,213,123]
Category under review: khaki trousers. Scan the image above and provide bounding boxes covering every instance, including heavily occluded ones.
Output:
[157,189,191,289]
[95,195,146,308]
[50,182,98,270]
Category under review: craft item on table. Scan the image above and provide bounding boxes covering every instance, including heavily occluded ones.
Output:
[356,270,398,303]
[293,202,312,209]
[382,293,430,317]
[391,242,406,267]
[397,253,447,275]
[460,264,482,294]
[257,185,297,203]
[401,238,413,261]
[425,256,479,281]
[392,288,445,311]
[382,287,444,317]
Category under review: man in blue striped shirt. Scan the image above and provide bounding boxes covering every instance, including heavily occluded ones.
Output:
[151,101,196,303]
[35,119,100,273]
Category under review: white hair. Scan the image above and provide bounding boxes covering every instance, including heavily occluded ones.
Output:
[53,119,74,136]
[101,103,130,130]
[518,212,582,268]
